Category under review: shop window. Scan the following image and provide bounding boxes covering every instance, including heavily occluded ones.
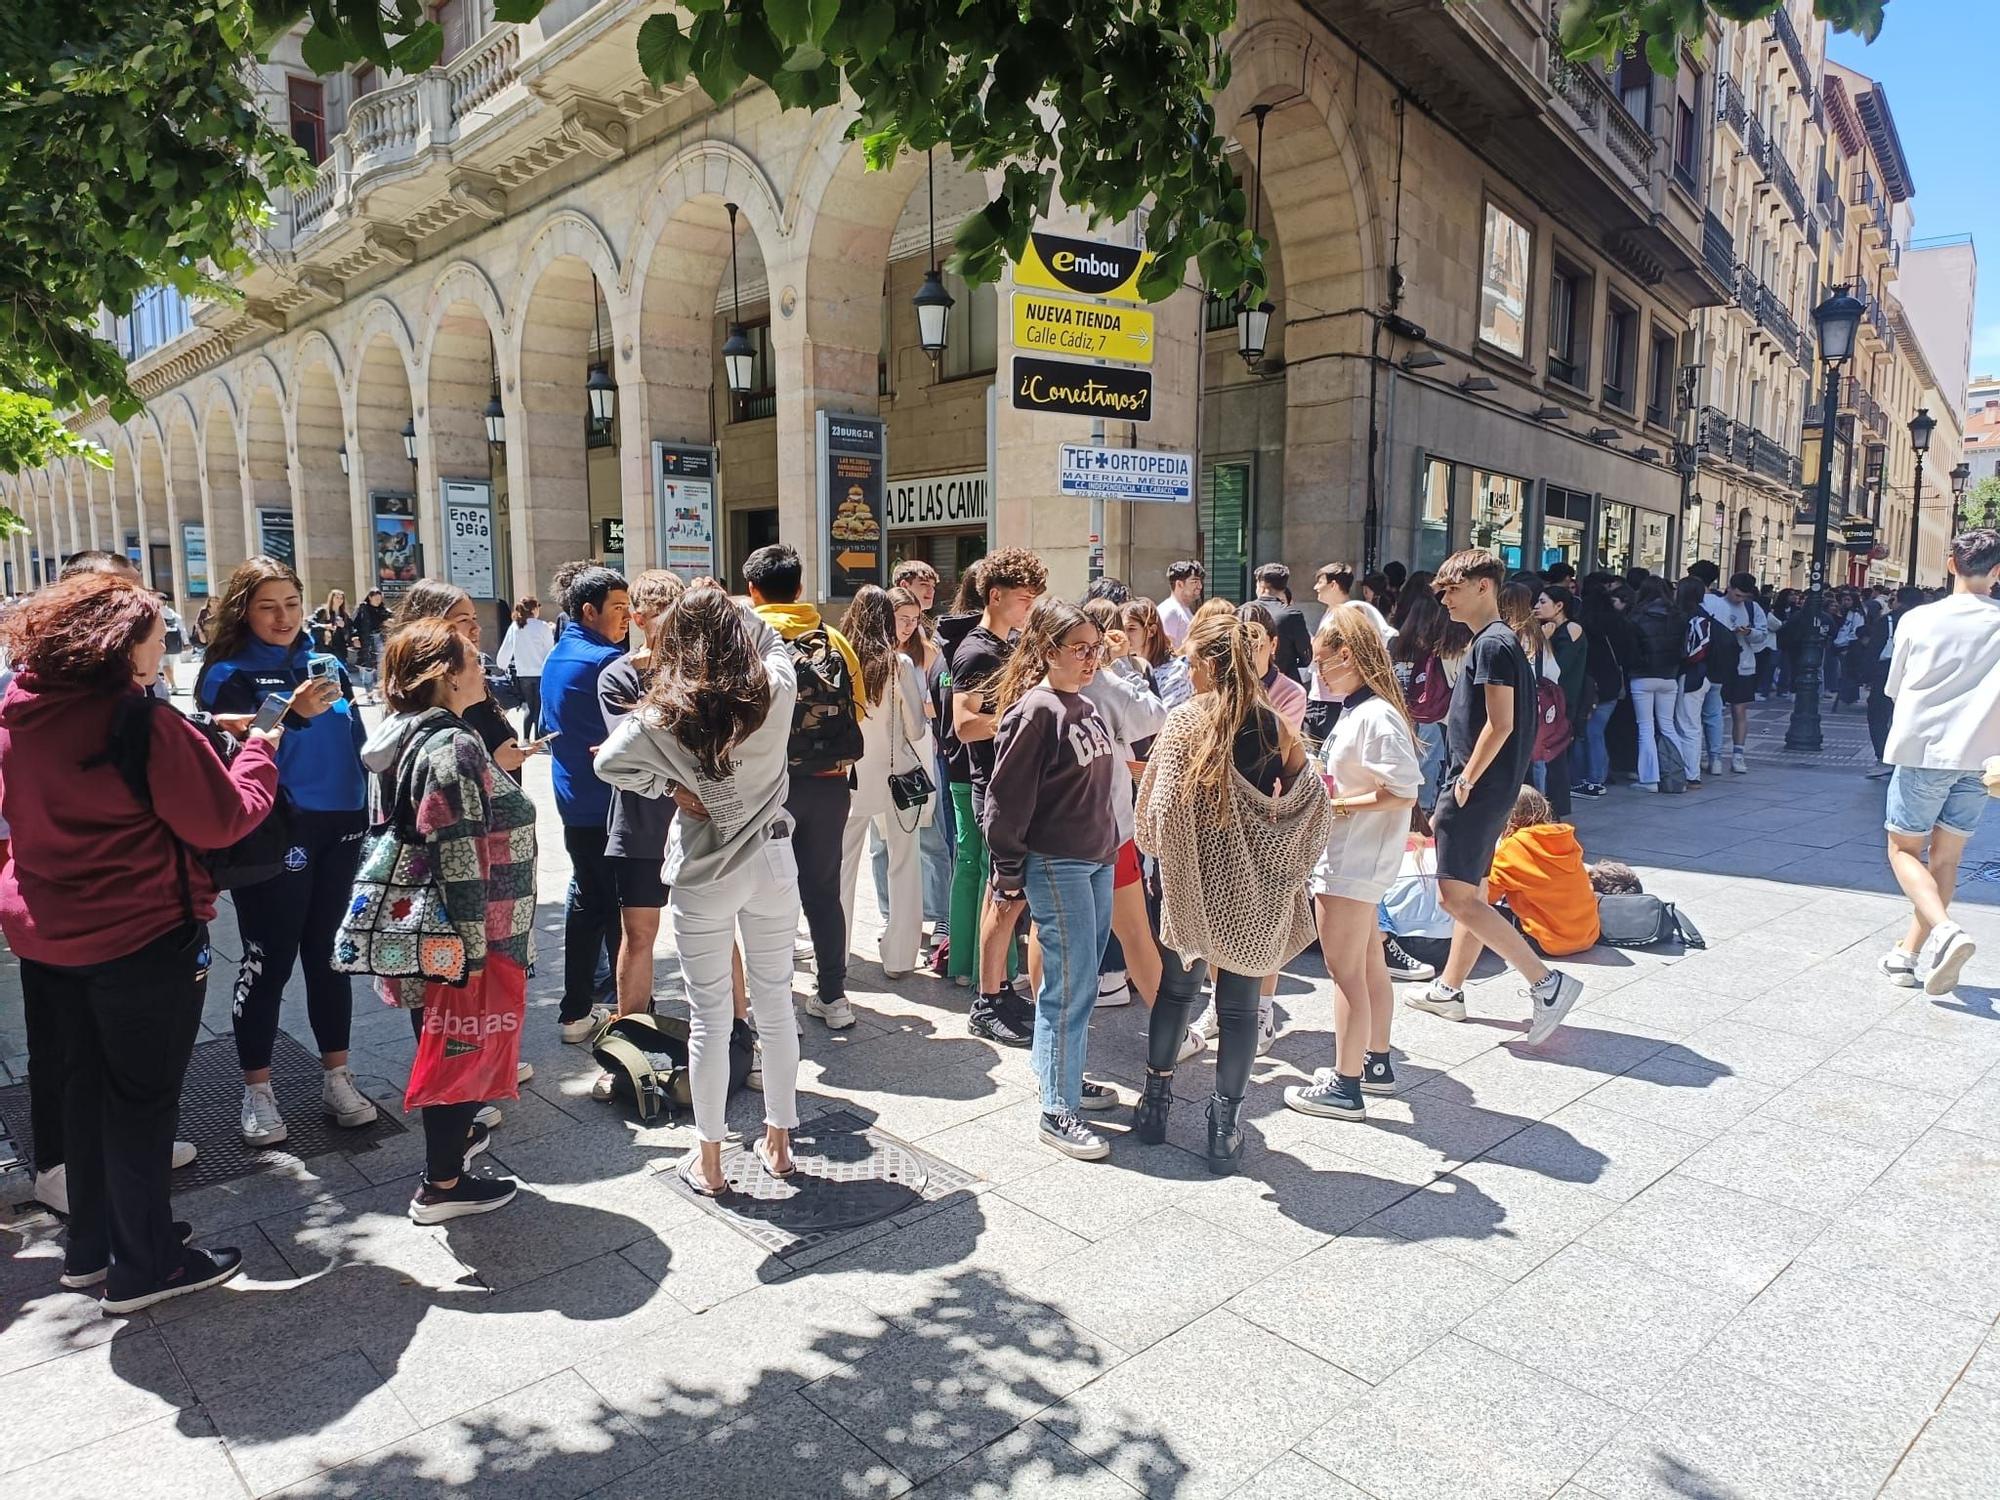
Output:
[1417,457,1457,574]
[940,271,997,380]
[1478,201,1531,359]
[1638,509,1671,576]
[1201,459,1251,604]
[1602,297,1638,411]
[729,320,776,423]
[1543,485,1592,573]
[288,77,327,164]
[1646,332,1677,427]
[1547,259,1590,389]
[1597,499,1636,574]
[1470,469,1528,570]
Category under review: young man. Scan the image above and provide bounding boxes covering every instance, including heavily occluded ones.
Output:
[1312,562,1394,644]
[948,547,1046,1042]
[745,543,866,1031]
[1159,560,1203,648]
[1878,529,2000,994]
[892,557,939,615]
[1254,562,1315,683]
[1409,548,1582,1043]
[540,565,631,1042]
[1697,568,1770,774]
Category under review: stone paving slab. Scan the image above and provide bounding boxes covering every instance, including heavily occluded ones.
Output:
[6,712,2000,1497]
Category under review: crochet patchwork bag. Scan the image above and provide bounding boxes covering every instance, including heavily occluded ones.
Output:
[333,728,469,985]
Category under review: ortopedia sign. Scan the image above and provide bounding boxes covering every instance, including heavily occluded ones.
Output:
[1011,293,1154,365]
[1012,231,1152,304]
[1059,444,1194,503]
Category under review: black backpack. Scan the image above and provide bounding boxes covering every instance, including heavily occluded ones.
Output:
[1597,893,1706,949]
[786,626,864,774]
[86,694,294,891]
[589,1012,754,1123]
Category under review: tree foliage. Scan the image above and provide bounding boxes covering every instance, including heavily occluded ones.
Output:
[1964,475,2000,531]
[1557,0,1886,73]
[0,392,111,479]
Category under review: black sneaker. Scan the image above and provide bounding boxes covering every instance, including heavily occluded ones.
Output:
[970,1002,1032,1048]
[101,1245,243,1315]
[1382,936,1437,982]
[1078,1079,1118,1111]
[1283,1069,1365,1121]
[1361,1052,1397,1096]
[409,1175,518,1224]
[61,1221,194,1289]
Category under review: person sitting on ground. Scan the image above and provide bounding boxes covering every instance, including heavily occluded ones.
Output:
[1587,860,1643,896]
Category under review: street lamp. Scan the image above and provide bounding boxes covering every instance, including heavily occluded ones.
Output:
[400,417,418,466]
[483,394,506,447]
[336,442,349,477]
[1785,284,1865,753]
[722,202,754,396]
[585,363,617,430]
[1906,406,1935,588]
[1237,105,1276,369]
[1950,461,1972,567]
[914,148,954,364]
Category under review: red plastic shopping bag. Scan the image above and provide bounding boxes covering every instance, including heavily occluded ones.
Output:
[404,955,526,1110]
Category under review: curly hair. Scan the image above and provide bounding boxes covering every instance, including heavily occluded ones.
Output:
[0,574,161,694]
[643,587,770,779]
[979,547,1048,601]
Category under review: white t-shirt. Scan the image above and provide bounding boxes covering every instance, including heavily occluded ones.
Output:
[1310,692,1421,903]
[1885,591,2000,770]
[1159,594,1195,649]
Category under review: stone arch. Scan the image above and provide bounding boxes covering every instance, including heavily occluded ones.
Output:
[423,263,510,603]
[293,336,353,603]
[132,415,175,597]
[354,320,421,590]
[197,378,250,583]
[242,361,294,579]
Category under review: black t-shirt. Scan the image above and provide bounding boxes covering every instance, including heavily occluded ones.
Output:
[1446,621,1535,804]
[1232,703,1291,794]
[947,625,1012,790]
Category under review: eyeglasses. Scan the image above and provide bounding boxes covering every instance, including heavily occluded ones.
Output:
[1056,639,1103,662]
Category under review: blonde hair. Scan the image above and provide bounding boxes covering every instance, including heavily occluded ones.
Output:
[1506,783,1553,835]
[1179,610,1268,826]
[991,596,1093,718]
[1314,603,1416,740]
[629,569,686,662]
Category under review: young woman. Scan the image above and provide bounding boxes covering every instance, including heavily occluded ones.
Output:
[1,574,276,1312]
[497,595,556,738]
[595,588,803,1197]
[197,557,376,1147]
[1625,575,1688,791]
[1535,584,1589,817]
[352,588,392,703]
[391,580,532,776]
[311,589,353,663]
[1570,580,1627,798]
[358,620,537,1222]
[837,584,932,978]
[1673,575,1713,790]
[158,593,186,693]
[1133,611,1328,1174]
[1236,601,1308,732]
[1284,606,1420,1121]
[1121,597,1192,708]
[1388,586,1454,811]
[890,584,953,962]
[984,598,1121,1162]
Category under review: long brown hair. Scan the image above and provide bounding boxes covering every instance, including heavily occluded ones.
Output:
[201,556,305,669]
[887,585,931,667]
[837,584,898,705]
[1121,597,1171,668]
[990,595,1092,718]
[642,586,770,778]
[1178,610,1267,825]
[1498,580,1539,658]
[392,578,472,637]
[1316,603,1416,740]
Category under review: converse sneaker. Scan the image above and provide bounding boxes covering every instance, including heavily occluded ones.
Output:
[1284,1068,1365,1120]
[1256,1000,1277,1056]
[62,1221,193,1289]
[970,1000,1032,1047]
[1096,970,1133,1008]
[559,1006,611,1045]
[1383,936,1437,982]
[1078,1079,1119,1111]
[171,1140,197,1171]
[101,1245,244,1315]
[1878,948,1919,988]
[1191,998,1218,1042]
[474,1103,503,1130]
[805,995,857,1030]
[516,1061,535,1085]
[1404,981,1466,1022]
[1361,1051,1398,1095]
[409,1175,517,1224]
[1037,1110,1110,1160]
[321,1066,379,1128]
[1523,970,1583,1045]
[239,1081,288,1146]
[1919,922,1977,997]
[1730,747,1748,774]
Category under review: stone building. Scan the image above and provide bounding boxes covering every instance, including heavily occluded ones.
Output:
[3,0,1792,609]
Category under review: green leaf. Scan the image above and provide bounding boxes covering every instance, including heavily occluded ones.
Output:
[809,0,842,43]
[766,0,812,47]
[297,24,349,75]
[637,13,691,85]
[490,0,546,21]
[848,0,895,66]
[1644,29,1680,76]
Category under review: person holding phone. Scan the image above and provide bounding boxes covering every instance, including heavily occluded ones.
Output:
[197,557,377,1147]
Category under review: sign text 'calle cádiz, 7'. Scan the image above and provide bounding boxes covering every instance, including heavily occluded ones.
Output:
[1011,293,1155,365]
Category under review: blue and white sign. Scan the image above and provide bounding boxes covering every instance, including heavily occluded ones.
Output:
[1059,444,1194,504]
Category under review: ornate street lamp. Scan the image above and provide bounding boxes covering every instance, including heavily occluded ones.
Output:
[1237,105,1276,368]
[722,201,755,395]
[1906,406,1935,587]
[913,148,954,363]
[400,417,418,466]
[1950,460,1972,560]
[585,363,616,430]
[483,394,506,447]
[336,442,349,477]
[1786,285,1865,753]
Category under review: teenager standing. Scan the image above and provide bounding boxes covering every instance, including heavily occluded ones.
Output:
[496,596,557,738]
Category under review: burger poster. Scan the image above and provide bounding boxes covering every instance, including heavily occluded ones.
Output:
[816,412,886,598]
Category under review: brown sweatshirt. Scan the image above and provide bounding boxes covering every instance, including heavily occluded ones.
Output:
[982,685,1119,887]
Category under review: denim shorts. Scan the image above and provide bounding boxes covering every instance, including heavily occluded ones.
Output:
[1885,766,1991,838]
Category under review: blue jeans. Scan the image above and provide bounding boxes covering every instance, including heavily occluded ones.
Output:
[1022,854,1113,1114]
[1886,767,1989,839]
[1414,720,1447,810]
[1568,700,1615,786]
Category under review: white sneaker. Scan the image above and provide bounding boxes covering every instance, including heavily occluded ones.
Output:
[1524,971,1583,1046]
[1878,948,1919,988]
[1920,922,1977,997]
[746,1038,764,1092]
[1175,1025,1207,1063]
[805,995,857,1030]
[560,1006,611,1045]
[33,1163,67,1215]
[1096,971,1133,1008]
[1191,999,1218,1042]
[1706,755,1726,778]
[240,1082,288,1146]
[1731,748,1748,774]
[321,1066,379,1127]
[516,1061,535,1085]
[1404,981,1466,1022]
[474,1104,503,1130]
[171,1140,197,1170]
[1256,1000,1276,1056]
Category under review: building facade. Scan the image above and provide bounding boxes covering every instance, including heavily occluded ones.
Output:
[0,0,1959,610]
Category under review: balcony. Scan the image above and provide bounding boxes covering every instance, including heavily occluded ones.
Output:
[1754,284,1805,365]
[1817,169,1846,239]
[1816,375,1887,437]
[1771,7,1813,98]
[1702,211,1735,284]
[1698,405,1738,463]
[1715,72,1747,139]
[1745,111,1769,175]
[1751,430,1801,488]
[1769,149,1808,230]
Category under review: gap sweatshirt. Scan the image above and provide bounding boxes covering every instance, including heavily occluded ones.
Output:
[982,685,1118,888]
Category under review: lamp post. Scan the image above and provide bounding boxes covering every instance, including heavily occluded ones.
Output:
[1905,406,1935,587]
[400,417,418,471]
[721,202,755,398]
[913,148,954,364]
[1948,460,1971,585]
[1236,105,1275,369]
[1785,286,1865,753]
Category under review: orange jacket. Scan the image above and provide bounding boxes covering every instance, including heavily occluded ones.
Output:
[1489,822,1600,956]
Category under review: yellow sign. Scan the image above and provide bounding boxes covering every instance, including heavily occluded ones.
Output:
[1011,293,1155,366]
[1012,231,1152,304]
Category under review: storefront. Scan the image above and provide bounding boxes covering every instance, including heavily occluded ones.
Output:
[885,469,990,590]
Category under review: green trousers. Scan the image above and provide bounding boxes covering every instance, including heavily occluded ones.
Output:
[947,782,1017,984]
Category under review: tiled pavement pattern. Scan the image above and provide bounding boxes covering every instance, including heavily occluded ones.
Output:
[5,700,1999,1498]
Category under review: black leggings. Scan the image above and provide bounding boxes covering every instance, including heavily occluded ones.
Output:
[1147,948,1261,1100]
[230,807,365,1070]
[408,1007,482,1184]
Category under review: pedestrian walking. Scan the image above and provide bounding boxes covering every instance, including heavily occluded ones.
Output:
[496,596,556,738]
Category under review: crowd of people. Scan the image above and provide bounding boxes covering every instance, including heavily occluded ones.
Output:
[2,522,1993,1318]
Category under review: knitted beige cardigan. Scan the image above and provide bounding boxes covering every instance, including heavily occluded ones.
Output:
[1134,700,1333,975]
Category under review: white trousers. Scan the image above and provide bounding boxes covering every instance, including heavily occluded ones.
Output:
[669,833,802,1143]
[839,803,922,975]
[1630,677,1676,786]
[1672,680,1710,780]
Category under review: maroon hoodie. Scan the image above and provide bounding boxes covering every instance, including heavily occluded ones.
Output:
[0,677,279,966]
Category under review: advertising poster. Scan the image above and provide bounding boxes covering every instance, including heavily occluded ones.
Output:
[257,507,296,570]
[371,492,421,597]
[441,479,495,598]
[816,413,886,598]
[181,522,209,597]
[654,442,717,585]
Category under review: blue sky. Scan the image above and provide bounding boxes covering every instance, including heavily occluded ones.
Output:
[1830,4,1998,374]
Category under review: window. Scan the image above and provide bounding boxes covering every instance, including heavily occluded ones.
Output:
[1478,201,1531,358]
[1602,298,1638,410]
[1597,499,1635,573]
[1543,486,1592,573]
[1417,458,1456,573]
[1617,53,1652,123]
[287,77,327,164]
[123,285,193,360]
[352,65,379,99]
[432,0,472,63]
[939,270,997,379]
[1646,331,1677,426]
[1470,470,1528,569]
[728,320,776,423]
[1547,259,1589,388]
[1201,460,1251,604]
[1674,95,1700,189]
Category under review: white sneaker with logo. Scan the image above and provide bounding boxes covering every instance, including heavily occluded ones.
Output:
[1256,1000,1276,1056]
[240,1082,288,1147]
[1096,970,1133,1008]
[321,1066,379,1127]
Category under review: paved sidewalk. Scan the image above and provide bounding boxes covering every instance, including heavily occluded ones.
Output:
[5,701,1999,1499]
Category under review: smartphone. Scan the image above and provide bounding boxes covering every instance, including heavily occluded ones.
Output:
[525,729,562,751]
[307,656,336,680]
[250,693,291,734]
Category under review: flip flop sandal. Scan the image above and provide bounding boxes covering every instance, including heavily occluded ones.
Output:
[677,1154,727,1198]
[754,1138,796,1179]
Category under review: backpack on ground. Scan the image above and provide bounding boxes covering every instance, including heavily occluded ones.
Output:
[1597,893,1706,949]
[1653,730,1689,793]
[786,626,864,774]
[85,694,293,889]
[589,1012,753,1123]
